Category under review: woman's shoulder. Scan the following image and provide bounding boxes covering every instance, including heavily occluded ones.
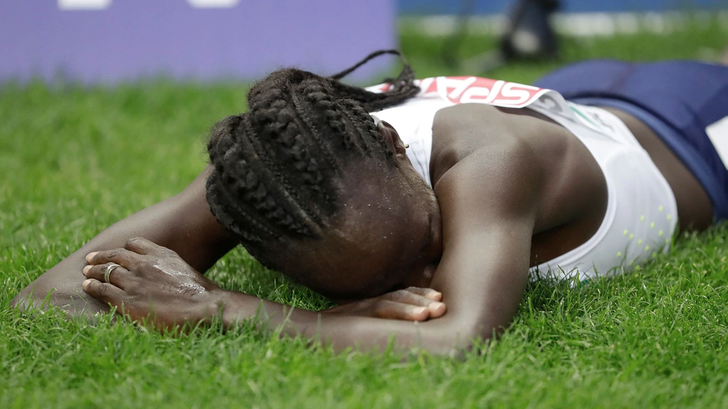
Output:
[432,106,544,202]
[431,103,608,236]
[429,103,560,181]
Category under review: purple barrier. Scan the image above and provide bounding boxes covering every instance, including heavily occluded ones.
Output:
[0,0,396,83]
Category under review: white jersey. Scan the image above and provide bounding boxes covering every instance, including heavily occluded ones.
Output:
[367,77,678,281]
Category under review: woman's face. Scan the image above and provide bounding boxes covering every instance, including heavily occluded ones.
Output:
[285,159,443,301]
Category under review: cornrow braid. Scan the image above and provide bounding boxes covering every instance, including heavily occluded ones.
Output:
[329,49,420,112]
[206,50,419,271]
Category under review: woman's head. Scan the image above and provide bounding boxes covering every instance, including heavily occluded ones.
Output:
[205,51,441,298]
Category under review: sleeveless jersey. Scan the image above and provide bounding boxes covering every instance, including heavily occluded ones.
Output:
[366,77,678,281]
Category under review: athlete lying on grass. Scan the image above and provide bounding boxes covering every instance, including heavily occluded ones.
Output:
[11,50,728,355]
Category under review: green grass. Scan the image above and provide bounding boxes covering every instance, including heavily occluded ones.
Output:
[2,15,728,409]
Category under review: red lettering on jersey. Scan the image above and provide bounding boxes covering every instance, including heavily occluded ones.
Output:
[420,76,544,107]
[370,76,547,108]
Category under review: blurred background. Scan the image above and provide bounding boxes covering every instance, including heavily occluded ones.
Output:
[1,0,727,85]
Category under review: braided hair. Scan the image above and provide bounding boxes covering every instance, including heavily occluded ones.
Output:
[206,50,420,271]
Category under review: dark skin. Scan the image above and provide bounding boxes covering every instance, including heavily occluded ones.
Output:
[11,102,712,355]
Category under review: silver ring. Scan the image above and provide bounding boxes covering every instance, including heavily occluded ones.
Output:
[104,263,121,283]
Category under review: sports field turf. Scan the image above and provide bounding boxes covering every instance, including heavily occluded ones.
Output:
[2,14,728,409]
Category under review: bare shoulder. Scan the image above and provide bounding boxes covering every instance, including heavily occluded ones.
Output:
[431,104,546,216]
[433,133,542,229]
[431,102,609,263]
[430,103,564,185]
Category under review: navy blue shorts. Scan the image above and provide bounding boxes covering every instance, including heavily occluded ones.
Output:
[534,60,728,221]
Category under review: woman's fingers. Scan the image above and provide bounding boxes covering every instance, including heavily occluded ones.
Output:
[83,263,128,289]
[372,299,430,321]
[324,288,447,321]
[124,237,168,256]
[403,287,442,301]
[86,238,174,270]
[82,278,125,307]
[382,288,447,318]
[85,247,142,269]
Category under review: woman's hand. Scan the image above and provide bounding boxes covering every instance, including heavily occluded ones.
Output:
[83,237,447,333]
[323,287,446,322]
[82,237,227,332]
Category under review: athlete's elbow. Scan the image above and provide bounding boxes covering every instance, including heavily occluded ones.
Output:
[9,292,24,310]
[9,283,35,311]
[428,318,501,356]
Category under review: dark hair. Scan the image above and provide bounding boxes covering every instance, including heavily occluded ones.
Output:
[205,50,419,270]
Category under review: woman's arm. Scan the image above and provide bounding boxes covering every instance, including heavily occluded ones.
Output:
[81,141,540,355]
[78,237,478,354]
[10,166,238,316]
[274,146,538,353]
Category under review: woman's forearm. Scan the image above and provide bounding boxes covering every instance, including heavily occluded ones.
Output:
[218,290,479,355]
[10,168,236,315]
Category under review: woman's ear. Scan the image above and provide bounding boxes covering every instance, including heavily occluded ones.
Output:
[377,120,407,156]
